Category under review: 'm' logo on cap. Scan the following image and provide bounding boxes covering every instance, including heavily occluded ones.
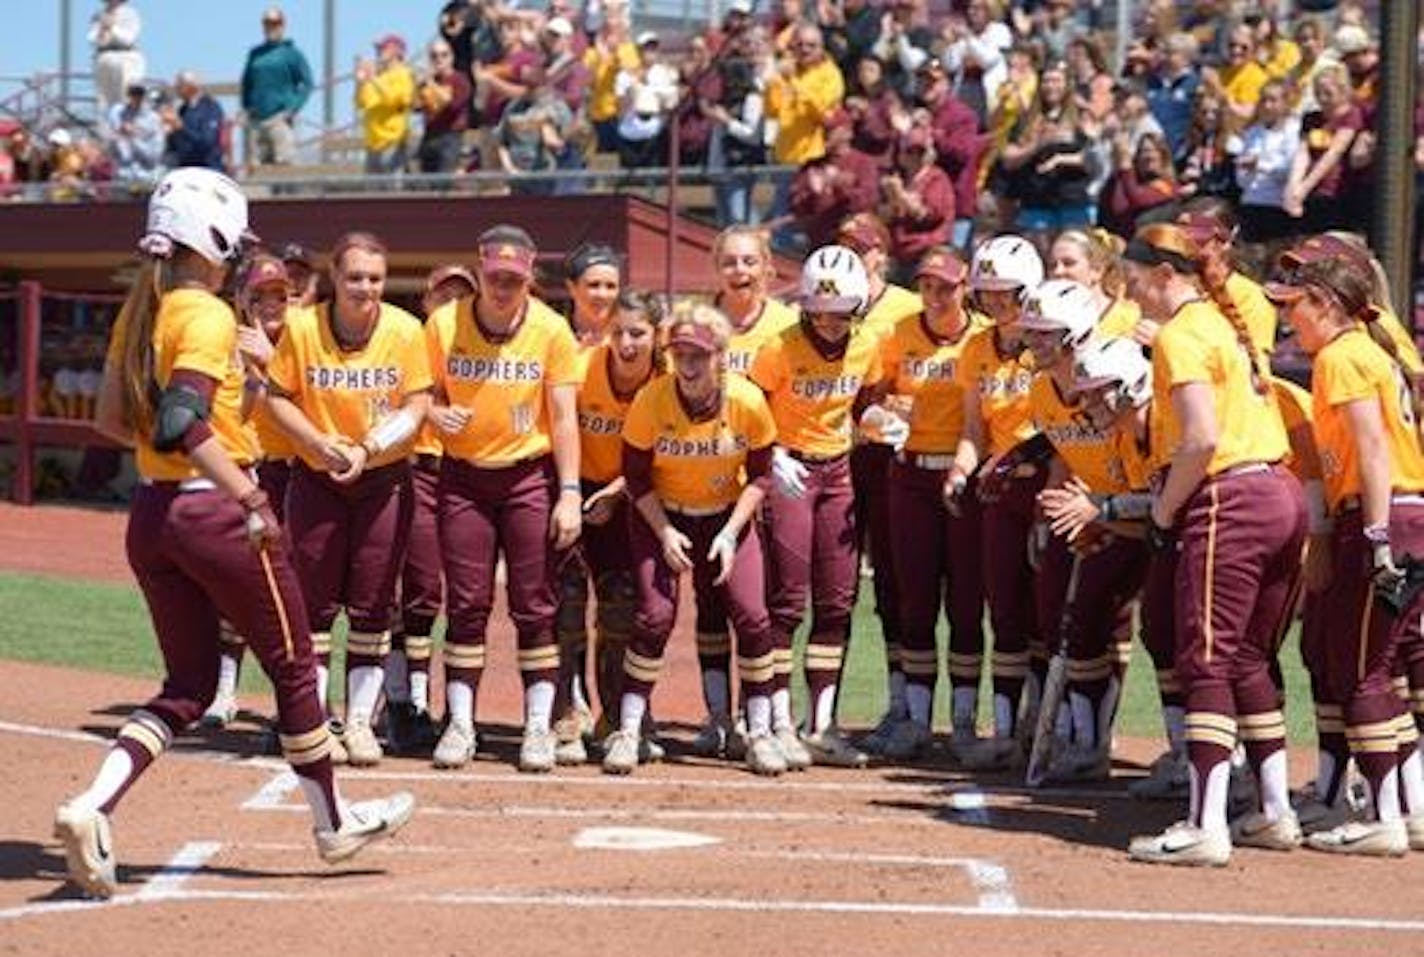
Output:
[977,260,996,277]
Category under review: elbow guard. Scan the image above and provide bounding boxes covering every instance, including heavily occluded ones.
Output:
[363,407,422,458]
[152,384,210,453]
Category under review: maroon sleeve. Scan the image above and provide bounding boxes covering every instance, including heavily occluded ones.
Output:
[833,151,881,213]
[789,163,836,218]
[623,442,655,499]
[933,100,981,175]
[166,368,218,454]
[911,169,955,227]
[745,444,772,492]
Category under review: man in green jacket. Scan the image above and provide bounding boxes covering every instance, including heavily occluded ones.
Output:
[241,7,313,166]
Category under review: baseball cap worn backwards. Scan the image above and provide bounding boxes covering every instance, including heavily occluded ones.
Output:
[667,323,719,353]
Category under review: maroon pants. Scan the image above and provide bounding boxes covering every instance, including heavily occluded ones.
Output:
[125,484,332,811]
[852,443,900,648]
[764,454,859,704]
[400,455,444,638]
[887,457,983,693]
[981,468,1046,704]
[439,456,560,689]
[257,458,292,526]
[287,462,413,654]
[1141,544,1183,709]
[626,506,774,701]
[1175,465,1305,806]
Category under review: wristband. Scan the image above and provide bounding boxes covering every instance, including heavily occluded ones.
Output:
[1093,494,1115,522]
[559,481,582,494]
[238,488,270,514]
[1364,523,1391,546]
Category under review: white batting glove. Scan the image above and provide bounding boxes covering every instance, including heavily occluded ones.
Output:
[859,405,910,452]
[708,528,739,585]
[772,446,809,499]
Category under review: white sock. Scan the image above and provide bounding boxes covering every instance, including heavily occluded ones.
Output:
[702,669,730,718]
[1373,767,1403,822]
[1257,749,1291,820]
[813,685,837,733]
[410,671,430,713]
[215,654,240,701]
[73,747,136,815]
[887,670,908,715]
[525,680,555,733]
[619,692,647,735]
[1069,692,1093,748]
[446,680,474,728]
[1194,760,1231,833]
[772,687,793,731]
[384,651,410,704]
[951,687,977,732]
[316,664,331,715]
[1399,745,1424,816]
[1314,749,1339,803]
[298,776,343,834]
[346,666,384,724]
[1164,705,1186,755]
[906,684,933,728]
[993,693,1014,738]
[746,694,772,736]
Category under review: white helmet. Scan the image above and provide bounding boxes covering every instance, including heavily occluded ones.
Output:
[143,168,250,266]
[970,235,1045,294]
[1019,279,1098,348]
[800,244,871,316]
[1072,336,1152,410]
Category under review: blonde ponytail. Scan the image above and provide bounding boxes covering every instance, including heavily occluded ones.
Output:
[116,259,167,433]
[1199,265,1270,396]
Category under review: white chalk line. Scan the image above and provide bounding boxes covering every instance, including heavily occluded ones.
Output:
[0,719,287,772]
[134,841,223,901]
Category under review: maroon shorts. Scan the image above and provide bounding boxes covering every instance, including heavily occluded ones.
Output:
[852,443,898,637]
[981,466,1046,657]
[763,453,858,644]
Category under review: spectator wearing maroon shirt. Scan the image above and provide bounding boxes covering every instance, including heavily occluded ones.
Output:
[476,18,543,127]
[1099,131,1178,238]
[416,39,472,173]
[882,126,954,282]
[541,17,592,190]
[845,55,906,171]
[790,108,880,248]
[1284,64,1362,233]
[917,59,986,251]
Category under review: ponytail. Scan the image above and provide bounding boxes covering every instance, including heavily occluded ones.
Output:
[1199,265,1270,396]
[116,258,168,433]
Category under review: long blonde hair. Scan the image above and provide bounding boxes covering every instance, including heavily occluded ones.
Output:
[115,258,169,433]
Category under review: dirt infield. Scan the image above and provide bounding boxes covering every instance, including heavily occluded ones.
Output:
[4,504,1424,956]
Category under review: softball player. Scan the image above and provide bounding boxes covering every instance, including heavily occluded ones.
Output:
[265,232,434,768]
[834,213,925,750]
[1267,253,1424,856]
[1047,228,1141,341]
[55,170,411,899]
[750,245,891,768]
[1021,284,1150,782]
[693,226,799,757]
[553,243,623,758]
[385,265,477,755]
[945,235,1045,771]
[1122,223,1304,867]
[874,247,985,759]
[1175,201,1278,355]
[560,292,664,764]
[425,225,583,774]
[612,302,784,775]
[199,253,296,730]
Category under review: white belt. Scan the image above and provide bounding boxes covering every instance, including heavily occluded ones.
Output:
[1337,493,1424,513]
[140,477,217,492]
[897,451,956,471]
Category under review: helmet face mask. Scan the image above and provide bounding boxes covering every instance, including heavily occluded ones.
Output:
[800,244,871,317]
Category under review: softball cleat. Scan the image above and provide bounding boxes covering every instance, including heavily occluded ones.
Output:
[1408,813,1424,851]
[1304,819,1408,857]
[53,802,118,899]
[881,720,933,762]
[342,717,383,767]
[1229,810,1301,851]
[1128,821,1231,867]
[432,721,476,769]
[801,727,869,768]
[774,726,812,771]
[315,792,416,864]
[691,715,732,758]
[601,729,640,775]
[518,728,557,773]
[1290,783,1355,834]
[199,695,237,729]
[745,733,788,777]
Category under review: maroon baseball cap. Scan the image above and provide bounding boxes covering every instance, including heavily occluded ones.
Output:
[666,322,719,354]
[1176,210,1229,245]
[479,242,536,279]
[426,263,476,294]
[1278,233,1372,272]
[836,212,889,254]
[374,34,407,54]
[915,246,967,284]
[242,254,290,293]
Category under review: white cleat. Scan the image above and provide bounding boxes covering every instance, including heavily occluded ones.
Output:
[1229,810,1301,851]
[601,729,640,775]
[1304,819,1409,858]
[342,716,383,767]
[1128,821,1231,867]
[774,726,812,771]
[315,792,416,864]
[518,728,557,773]
[199,695,237,729]
[746,733,788,777]
[53,802,117,899]
[432,721,476,769]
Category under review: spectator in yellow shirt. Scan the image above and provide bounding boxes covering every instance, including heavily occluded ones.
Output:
[1217,23,1268,124]
[583,14,641,152]
[765,23,845,249]
[356,34,415,174]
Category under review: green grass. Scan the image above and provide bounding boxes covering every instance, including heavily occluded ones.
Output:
[0,570,1316,741]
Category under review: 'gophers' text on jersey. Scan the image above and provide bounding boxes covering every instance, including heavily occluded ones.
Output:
[446,356,544,382]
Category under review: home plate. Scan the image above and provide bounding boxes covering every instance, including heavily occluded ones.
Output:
[573,826,723,852]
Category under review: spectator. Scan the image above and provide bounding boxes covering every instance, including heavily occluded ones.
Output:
[870,0,934,99]
[1106,85,1165,153]
[917,59,986,251]
[676,36,721,168]
[1333,24,1378,120]
[240,7,314,167]
[1064,35,1112,126]
[1250,12,1298,80]
[105,83,164,186]
[1100,131,1178,238]
[355,35,415,175]
[789,108,878,247]
[477,18,544,128]
[1234,78,1300,245]
[440,0,500,77]
[89,0,145,126]
[1288,16,1336,115]
[843,56,903,172]
[6,128,49,184]
[278,242,319,308]
[1215,21,1268,123]
[495,72,573,195]
[1029,0,1086,65]
[881,126,954,282]
[540,17,593,189]
[765,23,845,244]
[1284,64,1362,232]
[46,129,85,200]
[162,71,225,171]
[772,0,807,56]
[1145,31,1200,158]
[613,32,679,168]
[1175,86,1238,204]
[706,49,770,225]
[822,0,882,81]
[940,0,1012,127]
[0,138,13,196]
[1182,0,1232,65]
[583,9,640,153]
[999,60,1093,247]
[416,39,472,174]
